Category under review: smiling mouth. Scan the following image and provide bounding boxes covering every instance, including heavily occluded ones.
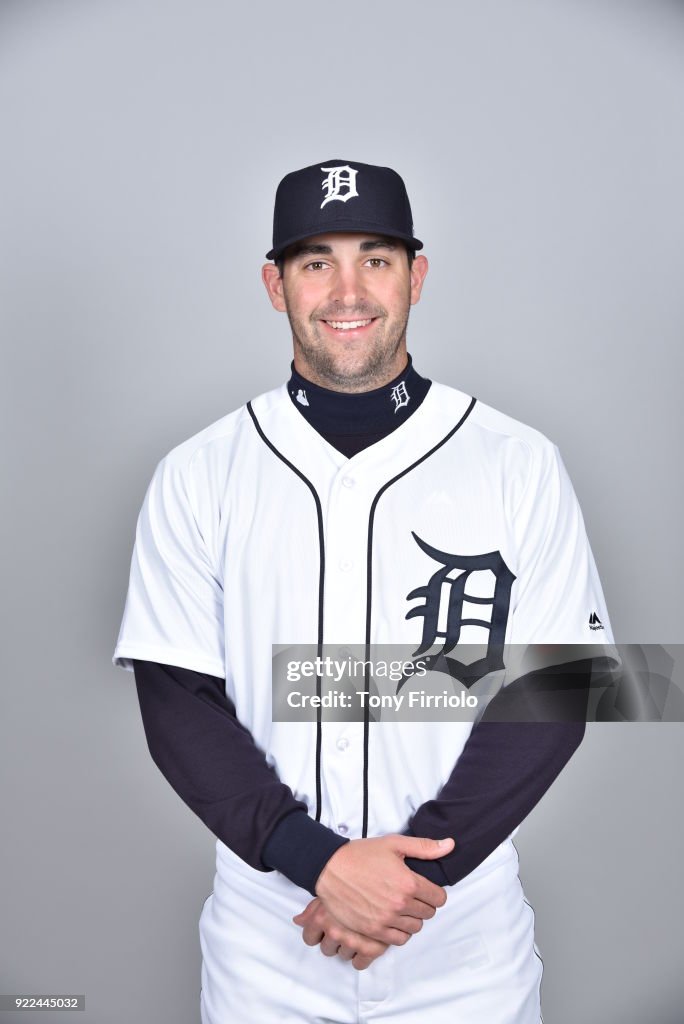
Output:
[322,318,377,331]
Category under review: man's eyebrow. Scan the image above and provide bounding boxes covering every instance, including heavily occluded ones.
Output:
[290,243,333,258]
[359,239,397,252]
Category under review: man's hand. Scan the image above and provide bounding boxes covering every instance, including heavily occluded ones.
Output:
[293,897,388,971]
[313,834,454,945]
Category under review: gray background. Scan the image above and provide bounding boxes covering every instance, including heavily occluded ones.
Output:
[1,0,683,1021]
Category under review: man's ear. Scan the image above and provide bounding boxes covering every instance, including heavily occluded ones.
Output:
[262,263,287,312]
[409,254,429,306]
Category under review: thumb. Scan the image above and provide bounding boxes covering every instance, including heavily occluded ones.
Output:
[293,898,318,924]
[393,835,454,860]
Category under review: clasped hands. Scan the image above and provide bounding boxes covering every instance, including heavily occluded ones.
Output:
[292,834,454,971]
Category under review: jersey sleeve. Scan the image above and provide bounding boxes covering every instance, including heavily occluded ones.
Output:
[506,439,618,669]
[112,453,225,677]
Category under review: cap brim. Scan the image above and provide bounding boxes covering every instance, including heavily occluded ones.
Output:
[266,225,423,261]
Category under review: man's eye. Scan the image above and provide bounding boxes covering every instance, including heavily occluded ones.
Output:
[366,258,388,268]
[304,261,327,271]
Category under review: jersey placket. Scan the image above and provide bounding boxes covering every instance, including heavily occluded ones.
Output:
[320,463,374,840]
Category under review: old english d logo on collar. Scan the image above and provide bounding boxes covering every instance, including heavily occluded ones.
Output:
[320,165,359,208]
[390,381,410,413]
[402,531,516,689]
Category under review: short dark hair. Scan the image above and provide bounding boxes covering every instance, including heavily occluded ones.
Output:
[276,241,415,278]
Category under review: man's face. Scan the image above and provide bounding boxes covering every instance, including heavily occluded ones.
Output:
[262,233,428,391]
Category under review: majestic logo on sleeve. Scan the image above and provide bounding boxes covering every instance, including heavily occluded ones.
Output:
[320,165,359,207]
[390,381,410,412]
[404,531,516,688]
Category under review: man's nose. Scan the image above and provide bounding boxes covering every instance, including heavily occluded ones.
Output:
[328,264,365,308]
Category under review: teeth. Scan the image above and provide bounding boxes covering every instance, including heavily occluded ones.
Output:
[327,319,373,330]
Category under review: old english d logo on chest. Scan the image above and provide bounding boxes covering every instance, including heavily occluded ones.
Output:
[404,531,516,688]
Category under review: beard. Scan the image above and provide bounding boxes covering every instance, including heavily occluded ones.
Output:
[284,291,412,392]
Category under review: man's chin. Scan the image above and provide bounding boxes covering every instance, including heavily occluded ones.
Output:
[312,351,387,390]
[294,326,407,389]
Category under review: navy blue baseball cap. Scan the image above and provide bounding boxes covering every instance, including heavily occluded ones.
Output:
[266,159,423,261]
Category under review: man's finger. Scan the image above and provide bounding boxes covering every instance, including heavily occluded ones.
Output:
[402,896,439,919]
[410,875,449,909]
[395,914,423,936]
[352,954,377,971]
[397,897,440,921]
[292,899,319,925]
[301,922,326,946]
[378,926,417,947]
[393,835,454,860]
[319,936,342,957]
[336,945,356,962]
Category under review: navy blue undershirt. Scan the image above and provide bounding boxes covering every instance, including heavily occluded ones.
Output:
[286,352,431,458]
[132,358,589,897]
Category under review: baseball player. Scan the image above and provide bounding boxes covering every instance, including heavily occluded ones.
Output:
[113,159,615,1023]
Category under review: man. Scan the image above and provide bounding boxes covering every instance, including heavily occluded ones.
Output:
[113,159,615,1023]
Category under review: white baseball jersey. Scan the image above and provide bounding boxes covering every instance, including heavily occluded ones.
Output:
[113,378,615,1023]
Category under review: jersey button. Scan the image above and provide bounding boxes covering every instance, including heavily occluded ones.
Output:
[338,558,353,572]
[342,476,355,488]
[336,737,349,751]
[338,824,349,835]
